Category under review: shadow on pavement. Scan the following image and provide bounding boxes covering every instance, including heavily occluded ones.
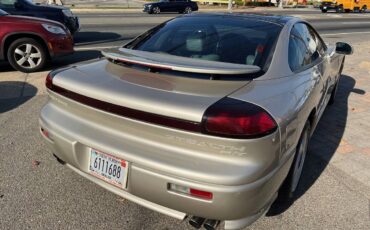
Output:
[267,74,366,216]
[74,31,125,46]
[49,50,102,70]
[0,50,102,73]
[0,81,37,113]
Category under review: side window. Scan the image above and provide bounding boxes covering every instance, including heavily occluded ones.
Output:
[288,23,324,72]
[289,34,310,72]
[288,27,311,72]
[307,26,327,56]
[0,0,16,5]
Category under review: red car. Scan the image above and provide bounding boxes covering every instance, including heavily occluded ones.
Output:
[0,9,73,73]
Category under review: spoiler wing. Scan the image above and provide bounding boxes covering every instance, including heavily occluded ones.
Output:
[102,48,261,75]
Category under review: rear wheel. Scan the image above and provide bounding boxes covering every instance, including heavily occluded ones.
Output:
[7,38,47,73]
[152,6,160,14]
[321,9,328,13]
[277,121,311,202]
[184,6,192,14]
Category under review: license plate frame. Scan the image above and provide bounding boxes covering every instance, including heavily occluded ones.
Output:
[88,148,129,189]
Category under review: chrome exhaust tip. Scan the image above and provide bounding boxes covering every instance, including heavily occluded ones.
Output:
[203,219,220,230]
[189,216,206,229]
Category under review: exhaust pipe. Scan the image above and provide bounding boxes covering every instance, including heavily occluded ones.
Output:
[203,219,220,230]
[189,216,206,229]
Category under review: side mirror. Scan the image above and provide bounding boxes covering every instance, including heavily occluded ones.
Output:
[336,42,353,55]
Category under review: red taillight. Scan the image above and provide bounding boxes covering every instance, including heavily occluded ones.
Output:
[45,72,53,89]
[189,188,213,200]
[202,98,277,138]
[169,183,213,200]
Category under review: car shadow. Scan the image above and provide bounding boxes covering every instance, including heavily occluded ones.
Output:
[0,81,37,113]
[74,31,127,46]
[49,50,102,70]
[267,74,365,216]
[0,50,102,73]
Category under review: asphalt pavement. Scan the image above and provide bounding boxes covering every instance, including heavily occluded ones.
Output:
[1,8,370,230]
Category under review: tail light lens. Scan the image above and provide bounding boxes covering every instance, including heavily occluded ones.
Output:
[169,183,213,200]
[202,98,277,138]
[46,67,73,90]
[45,72,53,89]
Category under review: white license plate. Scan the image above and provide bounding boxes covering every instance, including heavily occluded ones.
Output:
[89,148,128,189]
[323,6,327,9]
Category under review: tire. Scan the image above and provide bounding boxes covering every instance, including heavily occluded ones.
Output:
[184,6,192,14]
[152,6,160,14]
[345,9,350,13]
[336,6,344,13]
[277,121,311,202]
[321,9,327,13]
[329,61,344,105]
[362,5,367,13]
[328,80,339,105]
[7,38,47,73]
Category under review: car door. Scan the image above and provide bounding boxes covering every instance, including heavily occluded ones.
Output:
[174,0,185,12]
[289,22,331,120]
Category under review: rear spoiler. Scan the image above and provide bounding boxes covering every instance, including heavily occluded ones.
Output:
[102,48,261,75]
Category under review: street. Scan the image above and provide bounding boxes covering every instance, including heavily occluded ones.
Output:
[1,8,370,230]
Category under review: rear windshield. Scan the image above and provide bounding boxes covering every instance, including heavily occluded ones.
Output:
[126,15,282,72]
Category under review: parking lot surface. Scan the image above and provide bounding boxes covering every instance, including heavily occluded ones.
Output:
[1,9,370,230]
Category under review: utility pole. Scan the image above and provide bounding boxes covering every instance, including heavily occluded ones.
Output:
[228,0,232,12]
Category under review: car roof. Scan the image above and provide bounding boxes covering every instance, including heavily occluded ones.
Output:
[181,13,296,26]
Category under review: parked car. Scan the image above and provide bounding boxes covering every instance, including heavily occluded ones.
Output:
[319,0,369,13]
[320,0,338,12]
[143,0,198,14]
[0,0,80,34]
[40,14,352,230]
[0,9,73,72]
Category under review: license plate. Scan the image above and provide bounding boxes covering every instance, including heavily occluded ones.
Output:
[89,148,128,189]
[323,6,327,9]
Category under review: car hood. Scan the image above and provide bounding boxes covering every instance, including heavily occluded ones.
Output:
[4,15,65,27]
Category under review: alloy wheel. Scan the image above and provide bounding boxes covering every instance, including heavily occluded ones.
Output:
[13,44,42,70]
[153,7,160,14]
[184,7,192,14]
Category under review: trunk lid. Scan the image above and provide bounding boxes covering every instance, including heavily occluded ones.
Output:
[52,57,252,123]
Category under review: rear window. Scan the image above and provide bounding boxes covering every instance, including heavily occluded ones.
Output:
[126,15,282,72]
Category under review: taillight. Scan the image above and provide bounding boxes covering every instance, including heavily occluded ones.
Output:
[169,183,213,200]
[45,67,73,90]
[202,98,277,138]
[45,72,53,89]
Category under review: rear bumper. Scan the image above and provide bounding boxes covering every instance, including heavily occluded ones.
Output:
[39,94,294,228]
